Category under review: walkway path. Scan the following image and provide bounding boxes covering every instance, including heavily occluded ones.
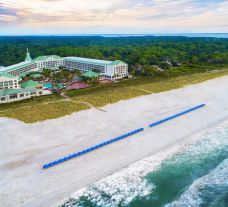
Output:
[131,86,153,94]
[60,92,70,100]
[0,94,106,114]
[61,91,106,112]
[69,100,106,112]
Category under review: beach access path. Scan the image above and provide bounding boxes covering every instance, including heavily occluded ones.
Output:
[0,75,228,207]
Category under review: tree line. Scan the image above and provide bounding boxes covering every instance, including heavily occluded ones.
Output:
[0,36,227,77]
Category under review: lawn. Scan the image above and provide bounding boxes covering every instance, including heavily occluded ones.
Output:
[0,68,228,123]
[0,100,89,123]
[139,69,228,93]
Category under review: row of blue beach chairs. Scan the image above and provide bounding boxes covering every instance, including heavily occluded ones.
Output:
[43,104,205,169]
[149,104,205,127]
[43,127,144,169]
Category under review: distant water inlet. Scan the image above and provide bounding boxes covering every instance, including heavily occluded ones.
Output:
[43,104,206,169]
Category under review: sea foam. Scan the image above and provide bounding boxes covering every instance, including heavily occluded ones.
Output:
[61,143,183,207]
[60,123,228,207]
[165,158,228,207]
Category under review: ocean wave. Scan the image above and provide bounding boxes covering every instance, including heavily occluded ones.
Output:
[61,144,184,207]
[60,125,228,207]
[165,158,228,207]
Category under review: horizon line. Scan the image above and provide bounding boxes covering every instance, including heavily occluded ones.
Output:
[0,33,228,37]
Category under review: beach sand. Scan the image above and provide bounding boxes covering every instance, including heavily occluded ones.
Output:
[0,75,228,207]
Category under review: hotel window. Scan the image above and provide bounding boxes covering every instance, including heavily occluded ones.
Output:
[10,94,17,99]
[1,97,5,101]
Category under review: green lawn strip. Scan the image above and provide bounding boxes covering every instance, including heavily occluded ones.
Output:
[0,69,228,123]
[139,69,228,92]
[1,101,89,123]
[71,86,147,107]
[0,94,63,111]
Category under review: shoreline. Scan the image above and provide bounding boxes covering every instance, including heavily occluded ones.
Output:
[55,118,228,207]
[0,75,228,207]
[53,118,228,207]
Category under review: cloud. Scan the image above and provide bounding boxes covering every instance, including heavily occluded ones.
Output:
[0,3,18,26]
[0,14,16,22]
[0,0,227,34]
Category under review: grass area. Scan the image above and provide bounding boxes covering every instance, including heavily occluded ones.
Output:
[0,94,63,111]
[1,68,228,123]
[139,69,228,93]
[1,101,89,123]
[71,87,147,107]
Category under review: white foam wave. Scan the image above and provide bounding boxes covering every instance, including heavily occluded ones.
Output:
[63,145,184,207]
[165,158,228,207]
[61,125,228,207]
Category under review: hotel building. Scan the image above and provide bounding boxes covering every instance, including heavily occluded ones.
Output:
[0,88,42,103]
[0,49,129,103]
[0,49,37,77]
[64,57,128,80]
[0,72,19,90]
[34,55,64,70]
[0,72,41,103]
[0,50,128,81]
[2,61,38,77]
[0,50,65,77]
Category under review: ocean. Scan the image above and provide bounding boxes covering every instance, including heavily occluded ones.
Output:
[16,33,228,38]
[99,34,228,38]
[60,122,228,207]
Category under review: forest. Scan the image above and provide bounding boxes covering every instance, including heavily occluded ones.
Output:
[0,36,228,77]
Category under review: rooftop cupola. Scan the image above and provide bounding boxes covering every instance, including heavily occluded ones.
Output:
[25,48,32,62]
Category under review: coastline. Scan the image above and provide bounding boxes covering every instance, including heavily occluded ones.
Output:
[57,119,228,207]
[0,75,228,207]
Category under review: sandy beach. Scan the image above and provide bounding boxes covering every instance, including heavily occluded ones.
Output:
[0,75,228,207]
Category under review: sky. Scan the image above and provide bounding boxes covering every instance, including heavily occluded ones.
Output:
[0,0,228,35]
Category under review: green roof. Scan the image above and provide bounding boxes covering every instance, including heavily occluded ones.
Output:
[110,60,127,66]
[0,72,17,79]
[0,88,38,97]
[1,61,36,73]
[20,80,40,88]
[82,70,99,78]
[25,48,32,62]
[34,55,63,61]
[64,57,127,66]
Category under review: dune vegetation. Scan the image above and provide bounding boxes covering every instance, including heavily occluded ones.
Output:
[0,68,228,123]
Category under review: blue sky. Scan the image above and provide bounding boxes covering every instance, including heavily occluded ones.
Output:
[0,0,227,35]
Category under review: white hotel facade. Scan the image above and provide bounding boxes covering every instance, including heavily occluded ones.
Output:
[35,55,64,70]
[64,57,128,80]
[0,49,128,81]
